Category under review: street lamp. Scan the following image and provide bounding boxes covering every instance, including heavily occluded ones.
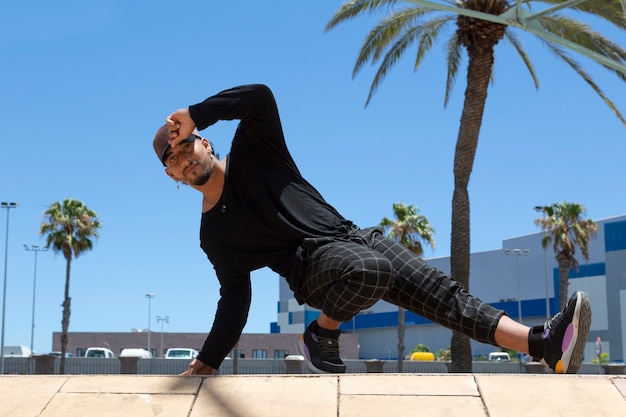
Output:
[534,205,551,320]
[23,244,48,359]
[1,202,18,375]
[156,315,169,357]
[145,293,155,354]
[503,248,530,325]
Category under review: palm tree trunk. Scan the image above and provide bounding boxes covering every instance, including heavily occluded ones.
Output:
[449,41,495,373]
[556,253,571,310]
[60,257,72,374]
[397,307,405,373]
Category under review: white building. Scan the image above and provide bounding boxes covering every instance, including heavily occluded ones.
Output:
[273,214,626,362]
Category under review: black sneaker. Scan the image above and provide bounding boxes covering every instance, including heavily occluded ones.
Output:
[535,291,592,374]
[297,322,346,374]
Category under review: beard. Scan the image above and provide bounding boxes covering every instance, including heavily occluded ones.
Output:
[188,165,212,186]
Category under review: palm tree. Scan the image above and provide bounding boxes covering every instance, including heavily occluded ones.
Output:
[380,202,435,372]
[534,202,597,310]
[326,0,625,372]
[40,198,102,374]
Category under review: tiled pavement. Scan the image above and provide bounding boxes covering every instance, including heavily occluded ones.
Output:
[1,374,625,416]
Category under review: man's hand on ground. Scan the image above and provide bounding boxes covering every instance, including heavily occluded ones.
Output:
[180,358,215,376]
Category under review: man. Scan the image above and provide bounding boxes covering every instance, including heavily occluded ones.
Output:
[153,84,591,375]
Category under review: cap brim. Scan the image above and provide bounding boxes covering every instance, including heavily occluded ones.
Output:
[160,135,197,165]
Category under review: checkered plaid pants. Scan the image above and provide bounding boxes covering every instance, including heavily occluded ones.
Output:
[300,227,505,345]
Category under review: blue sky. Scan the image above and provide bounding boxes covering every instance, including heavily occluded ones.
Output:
[1,1,624,355]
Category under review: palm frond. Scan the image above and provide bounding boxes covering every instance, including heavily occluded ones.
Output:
[364,25,423,105]
[444,33,463,106]
[539,15,626,81]
[543,41,626,126]
[362,14,454,106]
[325,0,404,31]
[414,16,454,70]
[379,202,436,256]
[504,31,539,89]
[353,7,438,76]
[532,0,626,29]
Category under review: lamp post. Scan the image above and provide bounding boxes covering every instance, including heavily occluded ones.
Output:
[1,202,18,375]
[503,248,530,325]
[23,244,48,359]
[156,315,169,357]
[534,205,551,320]
[145,293,155,355]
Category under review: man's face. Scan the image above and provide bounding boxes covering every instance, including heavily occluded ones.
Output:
[164,136,214,186]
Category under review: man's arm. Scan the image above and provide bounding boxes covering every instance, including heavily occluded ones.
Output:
[166,84,280,150]
[188,84,278,131]
[192,275,252,372]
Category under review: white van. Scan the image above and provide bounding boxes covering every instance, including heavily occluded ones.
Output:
[2,345,32,357]
[165,348,199,359]
[119,348,153,359]
[84,347,115,358]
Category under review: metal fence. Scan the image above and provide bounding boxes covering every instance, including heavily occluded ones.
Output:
[0,357,619,375]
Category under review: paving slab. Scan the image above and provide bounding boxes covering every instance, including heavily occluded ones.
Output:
[613,376,626,399]
[339,373,485,416]
[340,394,487,417]
[41,392,195,417]
[340,373,479,396]
[189,375,338,417]
[476,374,626,417]
[0,375,67,417]
[60,374,202,394]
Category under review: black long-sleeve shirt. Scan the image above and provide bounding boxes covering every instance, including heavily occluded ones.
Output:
[188,84,354,369]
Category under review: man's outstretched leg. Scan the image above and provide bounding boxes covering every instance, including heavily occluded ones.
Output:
[299,293,591,374]
[369,230,593,374]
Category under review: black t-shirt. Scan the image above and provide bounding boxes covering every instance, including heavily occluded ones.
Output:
[189,84,353,368]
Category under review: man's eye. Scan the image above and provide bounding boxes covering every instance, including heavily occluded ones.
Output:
[183,143,192,151]
[168,155,177,164]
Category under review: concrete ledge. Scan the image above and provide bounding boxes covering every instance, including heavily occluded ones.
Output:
[0,374,624,416]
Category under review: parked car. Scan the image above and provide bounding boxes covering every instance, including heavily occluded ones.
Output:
[49,351,74,358]
[119,348,153,359]
[165,348,199,359]
[2,345,32,357]
[84,347,115,358]
[488,351,511,362]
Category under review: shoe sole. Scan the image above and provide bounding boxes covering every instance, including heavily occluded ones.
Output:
[297,338,330,374]
[561,292,592,374]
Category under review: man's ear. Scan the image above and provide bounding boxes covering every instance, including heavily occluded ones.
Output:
[200,137,213,154]
[165,168,178,182]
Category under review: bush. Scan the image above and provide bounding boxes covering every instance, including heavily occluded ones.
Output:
[592,352,609,364]
[435,347,451,361]
[409,343,430,354]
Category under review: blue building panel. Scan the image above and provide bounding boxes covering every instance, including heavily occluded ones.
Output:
[551,262,605,315]
[270,322,279,334]
[304,310,320,326]
[552,262,605,287]
[491,299,552,321]
[605,220,626,252]
[338,310,433,331]
[569,262,605,278]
